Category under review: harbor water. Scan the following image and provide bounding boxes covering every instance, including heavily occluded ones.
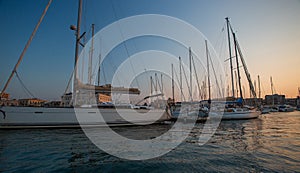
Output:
[0,111,299,172]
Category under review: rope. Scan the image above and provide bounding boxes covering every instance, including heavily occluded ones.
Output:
[15,71,35,98]
[181,63,191,101]
[110,1,141,89]
[208,49,222,98]
[191,54,202,100]
[173,68,186,102]
[1,0,52,97]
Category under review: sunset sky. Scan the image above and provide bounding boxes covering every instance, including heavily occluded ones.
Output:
[0,0,299,100]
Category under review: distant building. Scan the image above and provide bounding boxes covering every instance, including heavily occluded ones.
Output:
[285,98,297,106]
[265,94,285,105]
[97,93,111,103]
[61,92,73,107]
[18,98,47,107]
[244,98,263,106]
[44,101,61,108]
[0,92,9,101]
[61,92,112,107]
[0,99,19,106]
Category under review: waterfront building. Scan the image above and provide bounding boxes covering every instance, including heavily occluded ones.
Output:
[265,94,285,105]
[0,92,9,101]
[285,98,298,106]
[44,101,62,108]
[18,98,47,107]
[0,99,19,106]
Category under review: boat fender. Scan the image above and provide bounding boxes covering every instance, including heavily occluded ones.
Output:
[0,109,6,119]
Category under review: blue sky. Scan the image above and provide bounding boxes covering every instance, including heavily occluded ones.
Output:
[0,0,300,100]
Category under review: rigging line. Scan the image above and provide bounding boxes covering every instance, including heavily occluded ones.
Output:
[213,22,226,51]
[155,73,163,93]
[181,64,192,101]
[191,54,202,101]
[91,53,101,85]
[112,0,147,77]
[63,70,74,95]
[15,71,35,98]
[82,0,87,43]
[110,1,140,89]
[173,68,186,102]
[189,52,206,98]
[101,63,107,84]
[208,48,222,98]
[144,69,150,95]
[218,26,226,63]
[1,0,52,97]
[107,57,121,85]
[64,57,78,95]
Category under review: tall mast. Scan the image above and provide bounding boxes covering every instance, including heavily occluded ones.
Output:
[189,47,193,102]
[258,75,261,99]
[226,17,235,98]
[150,76,153,96]
[233,32,243,99]
[205,40,211,102]
[88,24,95,85]
[161,74,163,95]
[171,64,175,102]
[270,76,274,106]
[1,0,53,97]
[235,71,238,97]
[97,37,102,86]
[155,73,158,92]
[254,80,257,98]
[71,0,83,106]
[97,54,101,86]
[179,56,183,101]
[74,0,83,80]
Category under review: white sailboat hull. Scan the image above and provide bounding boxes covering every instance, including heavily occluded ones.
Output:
[0,107,170,129]
[221,110,260,120]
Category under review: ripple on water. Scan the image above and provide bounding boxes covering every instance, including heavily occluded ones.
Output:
[0,111,300,172]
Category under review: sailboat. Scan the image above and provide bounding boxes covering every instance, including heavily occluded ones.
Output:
[0,0,170,129]
[219,17,260,120]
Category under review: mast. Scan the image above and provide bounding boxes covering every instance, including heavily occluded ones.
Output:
[258,75,261,99]
[205,40,211,102]
[71,0,83,106]
[88,24,95,85]
[150,76,153,96]
[171,64,175,102]
[179,56,183,101]
[97,54,101,86]
[73,0,82,80]
[234,32,257,99]
[270,76,274,106]
[161,74,163,95]
[155,73,158,92]
[189,47,193,102]
[1,0,53,97]
[233,32,243,99]
[235,71,238,97]
[226,17,235,98]
[191,50,201,100]
[254,80,257,98]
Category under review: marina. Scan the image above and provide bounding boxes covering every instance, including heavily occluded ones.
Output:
[0,0,299,172]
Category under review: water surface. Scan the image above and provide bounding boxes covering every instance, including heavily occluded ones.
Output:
[0,111,299,172]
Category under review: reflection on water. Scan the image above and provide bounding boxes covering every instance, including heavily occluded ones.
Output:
[0,112,299,172]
